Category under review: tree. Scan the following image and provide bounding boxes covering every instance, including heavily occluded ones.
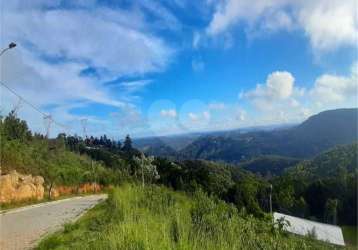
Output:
[2,110,32,141]
[273,178,295,213]
[116,140,122,149]
[42,161,61,199]
[293,196,307,217]
[122,134,133,152]
[325,198,338,224]
[227,177,264,217]
[133,154,160,187]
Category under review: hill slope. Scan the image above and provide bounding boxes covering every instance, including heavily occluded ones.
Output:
[179,108,358,162]
[272,143,358,225]
[239,156,300,177]
[286,143,358,180]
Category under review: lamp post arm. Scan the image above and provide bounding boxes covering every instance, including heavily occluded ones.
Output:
[0,47,10,57]
[0,43,17,57]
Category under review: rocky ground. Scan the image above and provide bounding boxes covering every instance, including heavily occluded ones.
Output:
[0,170,45,203]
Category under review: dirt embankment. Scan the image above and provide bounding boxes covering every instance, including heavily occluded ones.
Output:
[0,170,44,203]
[0,170,104,204]
[50,183,102,198]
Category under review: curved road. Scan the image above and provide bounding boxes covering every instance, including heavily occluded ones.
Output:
[0,194,107,250]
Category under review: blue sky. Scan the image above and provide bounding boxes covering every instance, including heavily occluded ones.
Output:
[1,0,357,138]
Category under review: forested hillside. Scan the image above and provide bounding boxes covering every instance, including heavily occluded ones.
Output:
[133,109,357,163]
[238,156,300,177]
[179,108,358,162]
[272,144,357,225]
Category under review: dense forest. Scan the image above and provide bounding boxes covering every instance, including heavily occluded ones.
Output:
[1,110,357,229]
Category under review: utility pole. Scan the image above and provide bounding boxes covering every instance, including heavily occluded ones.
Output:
[269,184,273,218]
[12,97,22,115]
[140,153,146,188]
[142,162,145,188]
[0,42,16,175]
[80,118,88,138]
[43,115,53,138]
[91,159,96,193]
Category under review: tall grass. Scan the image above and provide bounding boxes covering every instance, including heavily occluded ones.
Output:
[37,184,334,250]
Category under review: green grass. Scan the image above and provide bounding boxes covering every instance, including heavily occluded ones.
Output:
[342,226,357,247]
[37,184,336,250]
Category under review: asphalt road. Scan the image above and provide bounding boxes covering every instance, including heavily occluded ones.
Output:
[0,194,107,250]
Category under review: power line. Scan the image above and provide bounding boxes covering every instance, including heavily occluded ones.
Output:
[0,80,73,134]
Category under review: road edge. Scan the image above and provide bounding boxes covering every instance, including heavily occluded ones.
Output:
[0,194,107,215]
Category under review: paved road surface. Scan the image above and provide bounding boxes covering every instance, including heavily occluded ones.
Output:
[0,194,107,250]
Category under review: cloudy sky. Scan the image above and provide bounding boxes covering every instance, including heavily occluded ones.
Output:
[1,0,357,138]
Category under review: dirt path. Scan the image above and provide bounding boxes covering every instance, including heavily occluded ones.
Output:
[0,194,107,250]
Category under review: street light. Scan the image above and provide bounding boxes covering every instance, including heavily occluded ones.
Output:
[269,184,273,213]
[0,42,17,57]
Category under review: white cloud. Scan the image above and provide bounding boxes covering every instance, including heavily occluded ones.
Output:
[208,102,226,110]
[203,111,211,120]
[261,10,294,32]
[188,111,211,122]
[206,0,358,52]
[310,63,358,105]
[160,109,177,118]
[1,49,124,108]
[241,62,358,124]
[119,80,153,94]
[4,8,173,76]
[265,71,294,99]
[188,112,199,122]
[1,1,174,136]
[298,0,358,51]
[206,0,287,35]
[138,0,182,31]
[242,71,296,110]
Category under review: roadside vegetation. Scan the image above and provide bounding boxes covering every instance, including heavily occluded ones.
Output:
[37,184,333,250]
[1,111,124,193]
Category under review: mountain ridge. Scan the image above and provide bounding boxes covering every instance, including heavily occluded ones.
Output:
[136,108,358,163]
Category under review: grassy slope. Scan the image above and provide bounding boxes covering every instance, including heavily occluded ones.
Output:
[342,226,357,247]
[37,184,335,250]
[2,139,89,178]
[1,139,122,189]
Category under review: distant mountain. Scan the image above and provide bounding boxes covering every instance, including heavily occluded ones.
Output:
[133,133,203,157]
[134,124,296,158]
[179,108,357,162]
[134,109,357,163]
[289,108,358,153]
